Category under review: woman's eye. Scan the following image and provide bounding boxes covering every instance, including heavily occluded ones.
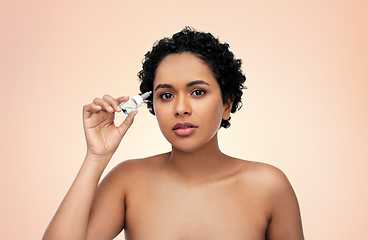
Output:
[160,92,174,100]
[191,89,206,96]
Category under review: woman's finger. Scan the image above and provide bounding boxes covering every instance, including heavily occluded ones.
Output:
[93,97,115,113]
[83,103,102,119]
[102,94,125,112]
[117,96,129,104]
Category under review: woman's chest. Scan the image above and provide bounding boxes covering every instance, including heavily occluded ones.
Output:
[124,178,269,240]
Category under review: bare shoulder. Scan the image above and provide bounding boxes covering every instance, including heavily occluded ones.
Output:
[235,159,292,189]
[102,152,170,185]
[115,152,169,171]
[233,159,304,239]
[233,158,288,182]
[231,158,297,208]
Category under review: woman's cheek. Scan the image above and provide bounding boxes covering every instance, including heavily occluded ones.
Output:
[155,106,172,135]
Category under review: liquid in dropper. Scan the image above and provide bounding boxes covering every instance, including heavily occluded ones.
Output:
[122,107,135,115]
[120,91,152,115]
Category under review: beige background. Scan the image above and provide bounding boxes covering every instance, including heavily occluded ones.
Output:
[1,0,367,239]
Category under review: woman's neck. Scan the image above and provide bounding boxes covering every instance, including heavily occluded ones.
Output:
[166,133,229,184]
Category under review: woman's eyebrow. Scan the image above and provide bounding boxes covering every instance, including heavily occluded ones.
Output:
[186,80,210,87]
[154,80,210,91]
[155,83,173,91]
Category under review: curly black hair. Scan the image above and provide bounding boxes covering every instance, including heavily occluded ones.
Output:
[138,27,246,128]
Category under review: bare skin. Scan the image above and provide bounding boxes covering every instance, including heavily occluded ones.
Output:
[43,53,304,240]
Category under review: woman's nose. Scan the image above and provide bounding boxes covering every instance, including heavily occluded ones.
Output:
[174,95,191,116]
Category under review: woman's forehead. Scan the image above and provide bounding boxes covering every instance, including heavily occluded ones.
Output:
[153,53,216,87]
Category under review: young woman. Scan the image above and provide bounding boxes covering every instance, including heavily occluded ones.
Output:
[43,27,304,240]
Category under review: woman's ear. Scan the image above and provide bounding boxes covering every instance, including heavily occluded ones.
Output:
[222,101,233,120]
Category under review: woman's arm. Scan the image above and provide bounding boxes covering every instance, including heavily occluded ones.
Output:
[43,95,137,240]
[265,167,304,240]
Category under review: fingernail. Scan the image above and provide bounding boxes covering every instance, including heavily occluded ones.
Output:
[108,106,114,111]
[116,105,121,111]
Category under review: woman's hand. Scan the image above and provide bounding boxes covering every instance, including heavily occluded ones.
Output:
[82,95,137,161]
[43,94,136,240]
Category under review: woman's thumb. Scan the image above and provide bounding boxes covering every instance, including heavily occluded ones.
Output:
[117,110,138,137]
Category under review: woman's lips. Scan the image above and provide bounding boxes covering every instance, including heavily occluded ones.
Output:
[173,122,197,136]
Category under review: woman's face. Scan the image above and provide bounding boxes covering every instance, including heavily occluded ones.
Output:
[153,52,231,153]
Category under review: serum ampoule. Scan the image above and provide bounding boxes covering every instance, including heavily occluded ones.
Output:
[120,91,152,115]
